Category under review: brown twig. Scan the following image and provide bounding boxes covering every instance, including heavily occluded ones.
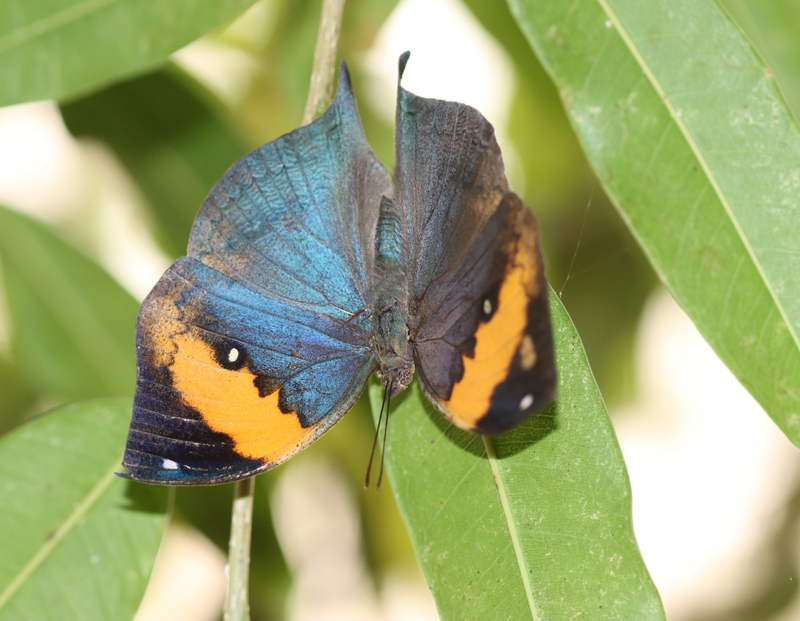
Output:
[303,0,347,125]
[224,477,256,621]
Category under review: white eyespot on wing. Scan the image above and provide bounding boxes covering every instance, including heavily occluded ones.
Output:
[520,394,534,410]
[228,348,239,363]
[483,299,492,315]
[163,459,179,470]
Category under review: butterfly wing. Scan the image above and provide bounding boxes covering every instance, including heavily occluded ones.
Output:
[122,64,391,484]
[395,53,556,434]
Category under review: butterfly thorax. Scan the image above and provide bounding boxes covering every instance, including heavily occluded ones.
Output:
[372,197,414,397]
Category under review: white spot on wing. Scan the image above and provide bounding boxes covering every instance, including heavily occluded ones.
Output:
[228,348,239,363]
[520,394,534,410]
[163,459,179,470]
[483,299,492,315]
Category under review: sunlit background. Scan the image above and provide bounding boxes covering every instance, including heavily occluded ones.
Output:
[1,0,799,619]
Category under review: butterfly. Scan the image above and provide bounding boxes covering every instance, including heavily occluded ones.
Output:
[120,52,556,485]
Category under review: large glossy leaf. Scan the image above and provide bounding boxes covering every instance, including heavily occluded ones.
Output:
[371,291,664,620]
[507,0,800,444]
[0,206,138,401]
[61,67,249,258]
[0,399,167,621]
[0,0,259,107]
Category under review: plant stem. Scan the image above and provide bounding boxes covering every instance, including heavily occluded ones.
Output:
[303,0,347,125]
[224,477,256,621]
[222,3,346,620]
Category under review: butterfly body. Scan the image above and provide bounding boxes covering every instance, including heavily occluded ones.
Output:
[120,53,555,485]
[372,196,414,396]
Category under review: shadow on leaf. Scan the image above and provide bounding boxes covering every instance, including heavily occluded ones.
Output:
[121,480,170,515]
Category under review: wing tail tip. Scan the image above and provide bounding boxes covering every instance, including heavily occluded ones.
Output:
[399,51,411,81]
[338,58,353,96]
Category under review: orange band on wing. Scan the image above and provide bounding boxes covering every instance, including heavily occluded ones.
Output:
[164,331,314,462]
[444,243,537,430]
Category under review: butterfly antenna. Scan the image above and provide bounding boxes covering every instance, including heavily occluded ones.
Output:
[376,381,393,491]
[365,385,388,488]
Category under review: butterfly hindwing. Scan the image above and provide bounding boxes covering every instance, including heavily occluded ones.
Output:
[122,65,389,484]
[124,259,376,484]
[395,54,556,434]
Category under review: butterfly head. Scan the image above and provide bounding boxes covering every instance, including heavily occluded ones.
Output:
[377,359,415,397]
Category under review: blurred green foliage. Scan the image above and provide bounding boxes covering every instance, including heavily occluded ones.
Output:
[0,206,138,402]
[0,0,261,107]
[61,68,250,259]
[0,358,36,436]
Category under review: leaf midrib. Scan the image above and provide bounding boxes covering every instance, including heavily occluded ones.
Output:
[593,0,800,354]
[483,436,539,621]
[0,464,118,611]
[0,0,117,54]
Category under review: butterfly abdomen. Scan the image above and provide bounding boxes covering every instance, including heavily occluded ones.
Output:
[374,196,405,271]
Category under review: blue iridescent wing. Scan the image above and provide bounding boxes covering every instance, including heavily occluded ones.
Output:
[395,53,556,434]
[122,64,391,484]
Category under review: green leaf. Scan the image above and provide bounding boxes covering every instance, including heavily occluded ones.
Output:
[720,0,800,120]
[507,0,800,443]
[0,399,168,621]
[0,206,139,401]
[61,66,249,258]
[0,0,259,107]
[371,291,664,620]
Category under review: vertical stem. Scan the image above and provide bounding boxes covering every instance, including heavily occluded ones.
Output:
[224,477,256,621]
[223,2,346,620]
[303,0,347,125]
